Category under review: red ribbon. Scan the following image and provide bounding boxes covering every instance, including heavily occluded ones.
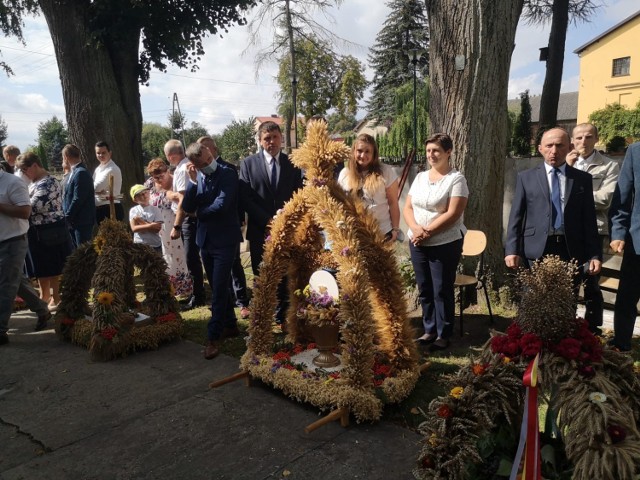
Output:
[510,353,541,480]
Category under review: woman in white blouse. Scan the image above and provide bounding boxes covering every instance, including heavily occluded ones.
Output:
[403,133,469,351]
[338,133,401,241]
[93,140,124,223]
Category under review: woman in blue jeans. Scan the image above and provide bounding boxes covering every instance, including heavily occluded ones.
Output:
[403,133,469,351]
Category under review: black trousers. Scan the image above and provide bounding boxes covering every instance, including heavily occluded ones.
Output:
[613,236,640,350]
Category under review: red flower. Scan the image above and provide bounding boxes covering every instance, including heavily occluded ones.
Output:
[554,338,581,360]
[520,333,543,357]
[292,344,304,354]
[100,327,118,340]
[491,335,520,357]
[506,323,522,339]
[578,365,595,378]
[607,425,627,444]
[155,312,177,323]
[472,364,487,376]
[436,404,452,418]
[306,343,316,350]
[272,351,291,361]
[420,456,435,469]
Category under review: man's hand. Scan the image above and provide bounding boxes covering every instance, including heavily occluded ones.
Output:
[566,149,579,166]
[186,163,198,182]
[149,222,162,233]
[587,259,602,275]
[170,227,181,240]
[610,239,625,254]
[505,254,521,269]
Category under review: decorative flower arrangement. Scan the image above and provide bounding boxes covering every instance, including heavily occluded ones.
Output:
[414,256,640,480]
[54,219,182,361]
[238,121,420,423]
[294,284,340,327]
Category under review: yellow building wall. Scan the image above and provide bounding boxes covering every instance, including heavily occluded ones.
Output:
[576,16,640,123]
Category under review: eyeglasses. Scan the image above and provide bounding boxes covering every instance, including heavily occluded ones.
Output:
[150,168,167,176]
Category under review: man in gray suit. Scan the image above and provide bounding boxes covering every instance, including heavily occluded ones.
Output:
[505,127,601,278]
[609,141,640,351]
[566,123,620,334]
[239,121,303,324]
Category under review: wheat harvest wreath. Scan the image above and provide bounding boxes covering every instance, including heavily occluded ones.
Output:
[212,121,423,425]
[54,218,182,361]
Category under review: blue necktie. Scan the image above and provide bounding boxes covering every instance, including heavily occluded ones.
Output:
[270,158,277,192]
[551,168,563,230]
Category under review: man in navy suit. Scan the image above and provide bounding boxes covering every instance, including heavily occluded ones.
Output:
[197,136,251,319]
[239,121,303,325]
[609,141,640,351]
[505,127,601,279]
[183,142,242,360]
[62,144,95,247]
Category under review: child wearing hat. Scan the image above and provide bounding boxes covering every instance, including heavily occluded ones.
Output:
[129,184,163,253]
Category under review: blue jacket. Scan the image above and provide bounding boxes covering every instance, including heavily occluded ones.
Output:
[182,163,242,250]
[610,142,640,253]
[505,162,601,264]
[238,151,303,242]
[63,163,95,227]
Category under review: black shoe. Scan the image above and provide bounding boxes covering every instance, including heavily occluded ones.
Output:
[35,312,52,331]
[428,339,450,352]
[0,333,8,345]
[182,296,206,311]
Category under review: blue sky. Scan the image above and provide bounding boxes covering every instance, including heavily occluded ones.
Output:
[0,0,637,149]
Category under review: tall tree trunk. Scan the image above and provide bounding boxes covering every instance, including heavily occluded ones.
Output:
[538,0,569,130]
[39,0,144,210]
[426,0,524,282]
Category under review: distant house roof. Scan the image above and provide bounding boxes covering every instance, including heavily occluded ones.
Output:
[255,115,283,126]
[574,9,640,54]
[507,91,578,122]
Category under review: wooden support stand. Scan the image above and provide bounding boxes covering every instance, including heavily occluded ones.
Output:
[304,407,349,434]
[419,362,431,374]
[209,370,250,389]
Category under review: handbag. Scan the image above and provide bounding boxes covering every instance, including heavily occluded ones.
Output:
[35,220,71,246]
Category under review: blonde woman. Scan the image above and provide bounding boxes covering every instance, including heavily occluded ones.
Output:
[338,133,401,241]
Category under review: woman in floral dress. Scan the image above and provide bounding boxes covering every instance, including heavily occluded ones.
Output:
[16,152,72,310]
[144,158,193,298]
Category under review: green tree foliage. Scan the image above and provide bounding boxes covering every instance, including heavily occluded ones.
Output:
[276,37,367,146]
[0,115,8,150]
[141,122,171,165]
[326,112,357,135]
[523,0,599,128]
[36,116,68,170]
[511,90,533,156]
[378,80,429,162]
[588,101,640,151]
[245,0,346,150]
[1,0,254,193]
[217,117,256,164]
[367,0,429,123]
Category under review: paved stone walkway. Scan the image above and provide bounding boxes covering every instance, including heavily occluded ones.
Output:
[0,311,421,480]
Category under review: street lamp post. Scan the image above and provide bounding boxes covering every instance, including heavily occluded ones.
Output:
[409,48,422,157]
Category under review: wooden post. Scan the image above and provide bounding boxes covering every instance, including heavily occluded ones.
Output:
[108,174,115,220]
[209,371,250,389]
[304,407,349,434]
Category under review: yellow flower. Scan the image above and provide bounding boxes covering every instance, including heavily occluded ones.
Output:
[97,292,114,306]
[450,387,464,399]
[93,236,105,255]
[428,433,438,446]
[589,392,607,404]
[503,356,511,364]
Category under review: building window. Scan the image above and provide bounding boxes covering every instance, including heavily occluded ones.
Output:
[612,57,630,77]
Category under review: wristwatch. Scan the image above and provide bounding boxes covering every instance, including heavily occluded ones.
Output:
[172,225,182,231]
